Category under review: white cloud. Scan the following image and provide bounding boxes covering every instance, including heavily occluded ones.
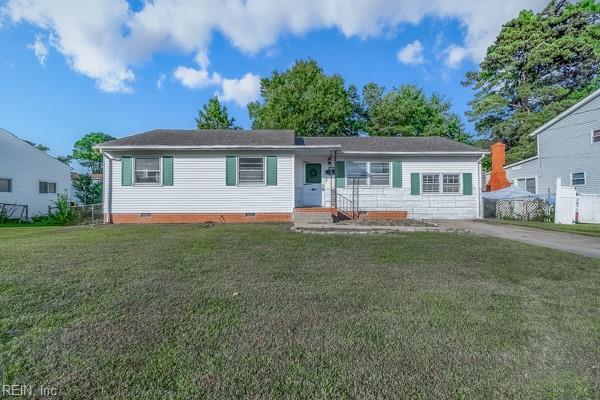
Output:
[3,0,548,92]
[27,34,48,65]
[156,73,165,89]
[173,66,222,89]
[445,45,469,68]
[173,53,259,106]
[218,73,261,106]
[397,40,425,65]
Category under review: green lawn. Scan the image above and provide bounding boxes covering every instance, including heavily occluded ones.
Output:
[492,219,600,237]
[1,225,599,399]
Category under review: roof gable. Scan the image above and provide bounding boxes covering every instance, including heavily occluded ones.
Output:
[529,88,600,137]
[0,127,71,171]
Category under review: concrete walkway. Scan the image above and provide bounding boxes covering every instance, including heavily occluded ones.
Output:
[436,220,600,259]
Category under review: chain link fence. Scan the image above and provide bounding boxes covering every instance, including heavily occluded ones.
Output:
[48,203,103,225]
[484,198,553,222]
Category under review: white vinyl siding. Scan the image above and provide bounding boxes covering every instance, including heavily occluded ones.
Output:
[0,129,71,218]
[296,155,481,219]
[107,151,294,214]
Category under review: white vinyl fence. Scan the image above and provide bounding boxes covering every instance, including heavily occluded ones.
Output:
[555,178,600,224]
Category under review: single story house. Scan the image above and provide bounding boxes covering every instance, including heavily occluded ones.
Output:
[504,88,600,196]
[97,130,487,223]
[0,127,71,219]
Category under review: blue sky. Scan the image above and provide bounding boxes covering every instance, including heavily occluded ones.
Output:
[0,0,546,163]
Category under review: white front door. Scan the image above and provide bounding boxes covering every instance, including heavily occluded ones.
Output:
[303,163,323,207]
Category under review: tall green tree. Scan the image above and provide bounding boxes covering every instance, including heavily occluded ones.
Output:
[196,96,239,129]
[464,0,600,163]
[72,174,102,205]
[72,132,115,174]
[248,59,361,136]
[362,83,469,142]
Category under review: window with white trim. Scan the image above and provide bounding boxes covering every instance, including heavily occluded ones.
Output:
[369,162,390,186]
[443,174,460,193]
[238,157,264,185]
[39,181,56,193]
[135,157,161,184]
[0,178,11,192]
[593,129,600,143]
[422,174,440,193]
[346,161,368,186]
[571,172,585,186]
[422,173,462,194]
[526,178,536,194]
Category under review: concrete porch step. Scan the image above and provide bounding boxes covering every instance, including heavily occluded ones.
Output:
[293,210,334,225]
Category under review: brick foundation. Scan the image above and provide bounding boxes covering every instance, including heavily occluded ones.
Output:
[110,213,292,224]
[363,211,408,220]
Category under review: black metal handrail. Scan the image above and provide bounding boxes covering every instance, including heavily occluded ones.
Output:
[332,177,359,220]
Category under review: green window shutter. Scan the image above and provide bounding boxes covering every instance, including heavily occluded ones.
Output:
[463,173,473,195]
[226,155,237,186]
[410,173,420,195]
[336,161,346,188]
[162,156,173,186]
[392,161,402,188]
[266,156,277,186]
[121,156,132,186]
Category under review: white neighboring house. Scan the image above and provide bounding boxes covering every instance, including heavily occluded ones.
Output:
[0,128,71,219]
[97,129,487,223]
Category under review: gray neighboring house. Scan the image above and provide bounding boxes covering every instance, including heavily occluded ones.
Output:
[505,88,600,197]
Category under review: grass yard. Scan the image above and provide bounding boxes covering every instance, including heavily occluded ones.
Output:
[0,224,599,399]
[492,219,600,237]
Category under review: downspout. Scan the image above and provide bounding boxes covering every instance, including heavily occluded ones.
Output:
[103,152,117,224]
[333,150,338,210]
[477,154,485,219]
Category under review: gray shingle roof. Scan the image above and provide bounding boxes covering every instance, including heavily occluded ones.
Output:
[296,136,485,153]
[99,129,296,147]
[98,129,485,153]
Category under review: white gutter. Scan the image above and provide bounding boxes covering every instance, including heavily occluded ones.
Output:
[503,155,539,169]
[94,144,342,150]
[340,151,488,155]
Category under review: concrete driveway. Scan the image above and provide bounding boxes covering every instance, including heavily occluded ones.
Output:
[436,220,600,259]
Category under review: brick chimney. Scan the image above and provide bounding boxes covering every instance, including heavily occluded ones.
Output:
[487,142,511,191]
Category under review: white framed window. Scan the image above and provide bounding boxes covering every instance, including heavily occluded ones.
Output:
[571,172,586,186]
[422,174,440,193]
[442,174,460,193]
[0,178,11,192]
[369,162,390,186]
[238,157,265,185]
[346,161,368,186]
[592,129,600,143]
[134,157,161,184]
[422,173,462,194]
[39,181,56,193]
[526,177,536,194]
